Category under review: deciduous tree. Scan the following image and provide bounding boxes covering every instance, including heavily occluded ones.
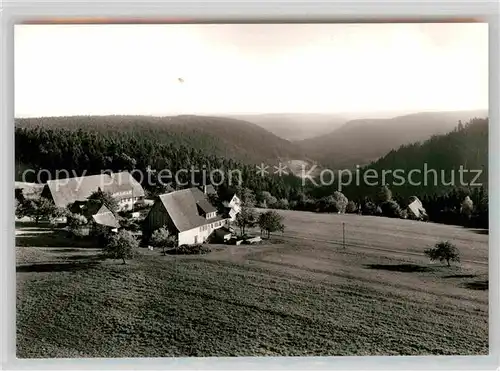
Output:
[103,230,139,264]
[258,210,285,239]
[424,241,460,267]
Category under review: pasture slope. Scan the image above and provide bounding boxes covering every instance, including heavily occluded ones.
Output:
[16,211,488,357]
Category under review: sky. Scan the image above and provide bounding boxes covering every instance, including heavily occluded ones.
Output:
[15,23,488,117]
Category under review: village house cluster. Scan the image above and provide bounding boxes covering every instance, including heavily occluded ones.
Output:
[15,171,242,247]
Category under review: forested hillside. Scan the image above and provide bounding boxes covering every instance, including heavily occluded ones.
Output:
[15,119,304,200]
[309,117,487,200]
[300,117,488,227]
[297,110,488,169]
[15,115,304,165]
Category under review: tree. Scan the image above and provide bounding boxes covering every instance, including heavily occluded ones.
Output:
[88,188,119,214]
[67,212,88,237]
[424,241,460,267]
[151,226,177,255]
[49,207,69,228]
[274,198,289,210]
[258,191,278,208]
[235,187,257,207]
[103,230,138,264]
[332,191,348,213]
[460,196,474,219]
[235,206,257,236]
[380,200,402,218]
[18,197,57,224]
[376,186,393,204]
[258,210,285,238]
[362,201,378,215]
[15,198,24,219]
[346,200,358,214]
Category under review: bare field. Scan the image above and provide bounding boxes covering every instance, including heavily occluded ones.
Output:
[16,212,488,357]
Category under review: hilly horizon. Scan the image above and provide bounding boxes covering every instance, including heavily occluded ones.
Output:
[15,115,307,168]
[296,109,488,170]
[222,110,420,141]
[16,110,488,179]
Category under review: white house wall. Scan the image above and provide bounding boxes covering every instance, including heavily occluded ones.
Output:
[177,220,227,246]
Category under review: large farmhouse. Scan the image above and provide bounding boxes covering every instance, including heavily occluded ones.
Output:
[41,171,145,211]
[144,187,228,246]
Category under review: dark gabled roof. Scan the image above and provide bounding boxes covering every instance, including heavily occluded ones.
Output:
[158,189,208,232]
[92,211,120,228]
[74,200,120,228]
[109,171,145,198]
[190,187,217,214]
[205,185,217,195]
[45,174,112,208]
[157,188,222,232]
[44,171,144,208]
[81,201,108,218]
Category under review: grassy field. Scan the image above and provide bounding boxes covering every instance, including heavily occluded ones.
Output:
[16,211,488,358]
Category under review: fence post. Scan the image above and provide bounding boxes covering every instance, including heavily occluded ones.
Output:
[342,222,346,249]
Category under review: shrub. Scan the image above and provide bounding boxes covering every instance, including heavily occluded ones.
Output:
[380,200,402,218]
[376,186,393,203]
[17,197,57,224]
[118,214,142,232]
[151,226,177,255]
[167,244,211,255]
[346,201,358,214]
[424,241,460,267]
[362,201,378,215]
[258,191,278,208]
[66,213,89,237]
[274,198,290,210]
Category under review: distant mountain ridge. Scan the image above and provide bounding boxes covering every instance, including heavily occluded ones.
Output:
[16,110,488,177]
[15,115,306,166]
[296,110,488,169]
[222,113,348,141]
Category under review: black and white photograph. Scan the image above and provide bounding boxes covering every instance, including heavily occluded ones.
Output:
[14,22,489,358]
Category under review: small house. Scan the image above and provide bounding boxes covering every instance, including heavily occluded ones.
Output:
[143,187,229,246]
[222,194,242,221]
[71,201,120,236]
[407,196,428,220]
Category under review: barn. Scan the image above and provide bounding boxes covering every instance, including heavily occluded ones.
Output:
[143,187,228,246]
[41,171,145,211]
